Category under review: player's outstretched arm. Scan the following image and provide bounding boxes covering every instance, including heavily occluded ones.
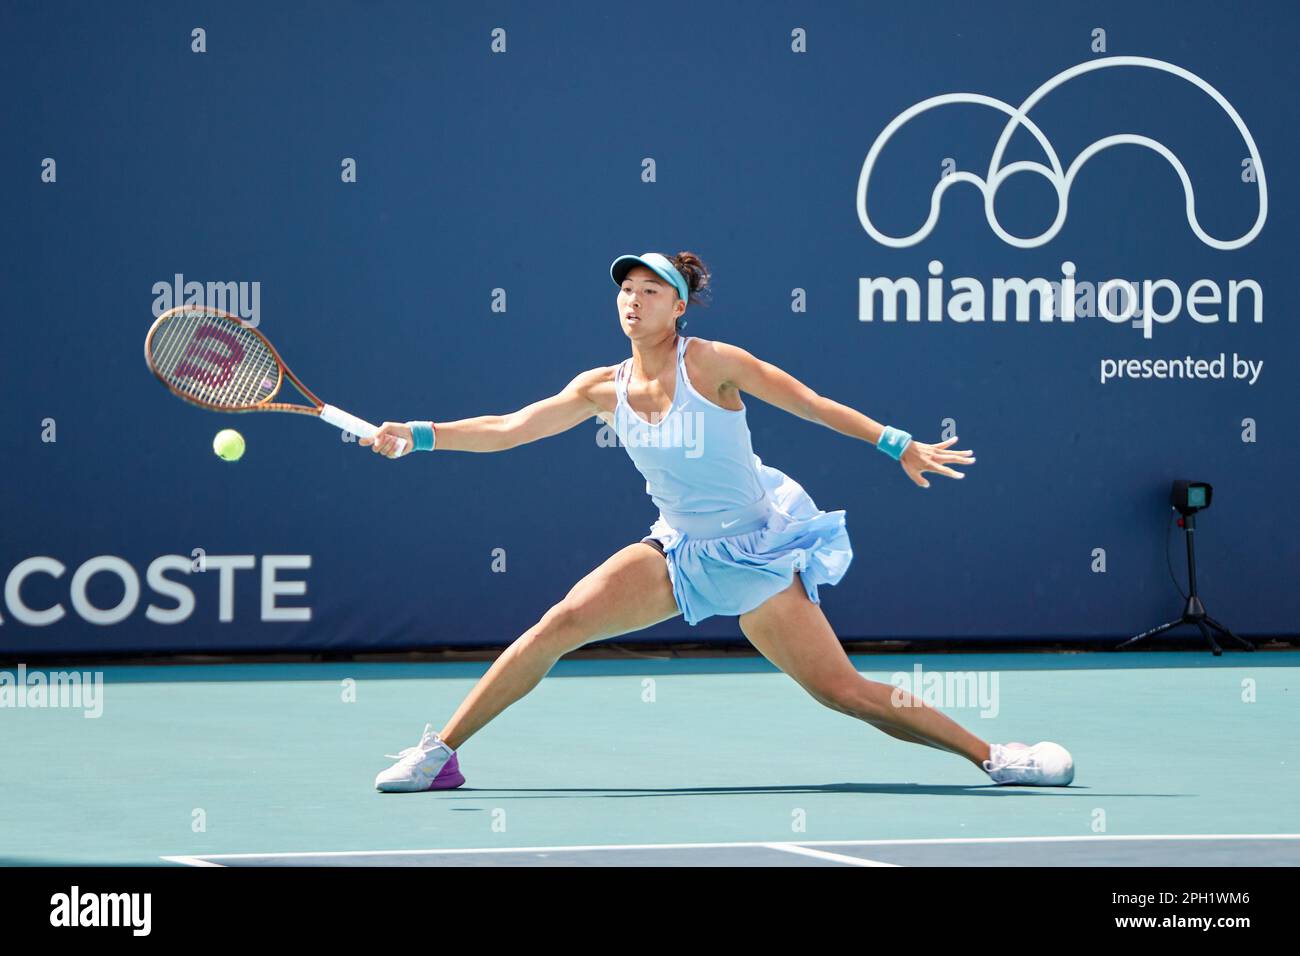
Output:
[361,367,609,458]
[702,339,975,488]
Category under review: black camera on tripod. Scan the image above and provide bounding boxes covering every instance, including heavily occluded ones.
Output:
[1171,480,1212,517]
[1117,480,1253,655]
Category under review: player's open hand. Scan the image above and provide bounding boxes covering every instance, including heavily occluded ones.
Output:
[899,436,974,489]
[361,422,413,459]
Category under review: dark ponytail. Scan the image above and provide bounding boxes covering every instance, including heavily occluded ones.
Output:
[669,251,712,331]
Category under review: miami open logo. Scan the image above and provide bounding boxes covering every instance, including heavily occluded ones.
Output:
[856,56,1267,250]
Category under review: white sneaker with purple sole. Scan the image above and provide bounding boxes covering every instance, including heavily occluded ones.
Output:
[374,724,466,792]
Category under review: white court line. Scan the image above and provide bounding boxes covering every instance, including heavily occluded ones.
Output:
[160,855,226,867]
[764,843,899,867]
[161,832,1300,865]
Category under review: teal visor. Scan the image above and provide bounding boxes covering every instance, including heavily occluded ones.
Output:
[610,252,689,303]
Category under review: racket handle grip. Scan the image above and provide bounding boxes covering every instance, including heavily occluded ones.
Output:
[319,404,408,456]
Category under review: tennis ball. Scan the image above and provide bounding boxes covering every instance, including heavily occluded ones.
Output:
[213,429,245,462]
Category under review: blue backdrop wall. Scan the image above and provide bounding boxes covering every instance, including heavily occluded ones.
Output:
[3,0,1296,655]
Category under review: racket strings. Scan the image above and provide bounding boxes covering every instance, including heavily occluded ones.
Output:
[150,308,198,382]
[154,308,237,402]
[226,327,276,408]
[150,308,280,409]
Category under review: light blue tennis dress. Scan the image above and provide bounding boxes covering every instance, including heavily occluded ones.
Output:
[612,335,853,625]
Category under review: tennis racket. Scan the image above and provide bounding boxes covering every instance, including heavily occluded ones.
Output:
[144,305,406,455]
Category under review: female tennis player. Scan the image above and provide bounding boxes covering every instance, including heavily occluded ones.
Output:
[361,251,1074,791]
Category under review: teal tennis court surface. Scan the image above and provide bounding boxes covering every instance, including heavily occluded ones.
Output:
[3,651,1297,867]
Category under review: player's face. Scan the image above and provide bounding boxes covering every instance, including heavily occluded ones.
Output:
[618,265,684,338]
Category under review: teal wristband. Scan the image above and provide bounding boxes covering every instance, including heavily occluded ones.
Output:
[406,421,436,452]
[878,425,912,460]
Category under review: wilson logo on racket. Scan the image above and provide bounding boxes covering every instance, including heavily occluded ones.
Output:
[144,305,406,454]
[172,325,246,389]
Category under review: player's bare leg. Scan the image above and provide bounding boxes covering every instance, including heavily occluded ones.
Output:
[438,542,680,749]
[739,574,990,766]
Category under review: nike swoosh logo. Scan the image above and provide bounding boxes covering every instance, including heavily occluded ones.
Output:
[720,518,740,528]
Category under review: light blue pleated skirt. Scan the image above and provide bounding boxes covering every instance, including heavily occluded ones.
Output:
[642,462,853,626]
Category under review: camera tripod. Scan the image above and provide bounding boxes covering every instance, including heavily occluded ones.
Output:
[1117,511,1254,656]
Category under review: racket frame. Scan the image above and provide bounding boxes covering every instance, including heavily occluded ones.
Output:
[144,305,406,454]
